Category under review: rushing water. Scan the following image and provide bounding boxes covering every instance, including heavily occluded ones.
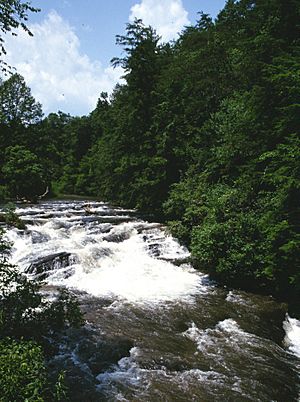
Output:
[4,200,300,401]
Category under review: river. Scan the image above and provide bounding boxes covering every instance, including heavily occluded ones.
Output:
[4,200,300,401]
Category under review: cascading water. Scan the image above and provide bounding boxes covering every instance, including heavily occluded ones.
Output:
[3,200,300,401]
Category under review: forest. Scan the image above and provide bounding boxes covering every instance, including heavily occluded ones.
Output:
[1,0,299,303]
[0,0,300,398]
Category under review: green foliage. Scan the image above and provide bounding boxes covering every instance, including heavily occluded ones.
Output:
[0,0,40,73]
[2,145,45,200]
[0,245,83,340]
[0,338,70,401]
[52,371,68,402]
[0,228,83,400]
[0,184,9,201]
[0,0,299,302]
[0,202,25,229]
[0,338,46,402]
[166,132,300,296]
[0,73,43,125]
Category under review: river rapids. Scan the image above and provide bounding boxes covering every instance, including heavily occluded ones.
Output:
[3,200,300,401]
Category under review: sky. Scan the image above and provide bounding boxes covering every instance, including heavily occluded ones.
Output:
[3,0,227,116]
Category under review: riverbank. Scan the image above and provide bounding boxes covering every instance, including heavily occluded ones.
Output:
[1,194,299,319]
[3,199,299,401]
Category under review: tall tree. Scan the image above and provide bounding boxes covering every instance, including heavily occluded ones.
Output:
[109,19,165,209]
[0,73,42,126]
[2,145,45,199]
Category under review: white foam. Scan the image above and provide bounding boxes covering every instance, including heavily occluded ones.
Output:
[96,347,230,398]
[96,347,142,388]
[283,315,300,358]
[226,291,248,305]
[183,319,247,353]
[59,232,205,303]
[216,318,243,333]
[6,204,208,305]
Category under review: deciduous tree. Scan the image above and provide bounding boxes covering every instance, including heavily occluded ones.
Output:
[0,0,40,73]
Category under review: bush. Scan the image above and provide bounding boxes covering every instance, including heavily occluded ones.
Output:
[0,185,9,202]
[0,228,83,400]
[0,203,26,229]
[0,338,46,402]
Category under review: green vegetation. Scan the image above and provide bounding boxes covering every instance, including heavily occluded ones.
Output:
[0,202,26,228]
[0,0,299,397]
[0,1,299,302]
[0,338,46,402]
[3,145,46,201]
[0,0,40,73]
[0,227,83,400]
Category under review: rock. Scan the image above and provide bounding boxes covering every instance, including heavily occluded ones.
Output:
[102,231,130,243]
[136,223,164,233]
[158,256,191,266]
[88,223,113,235]
[81,216,134,224]
[90,247,112,259]
[148,242,161,257]
[31,230,50,244]
[26,252,72,279]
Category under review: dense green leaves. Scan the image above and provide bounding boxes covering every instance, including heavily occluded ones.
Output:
[0,338,46,402]
[0,73,43,125]
[2,145,45,200]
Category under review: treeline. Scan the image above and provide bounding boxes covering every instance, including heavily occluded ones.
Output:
[0,0,299,305]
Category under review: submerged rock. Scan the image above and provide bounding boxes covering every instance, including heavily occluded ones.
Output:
[31,230,51,244]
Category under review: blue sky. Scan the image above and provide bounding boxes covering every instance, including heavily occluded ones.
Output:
[4,0,226,116]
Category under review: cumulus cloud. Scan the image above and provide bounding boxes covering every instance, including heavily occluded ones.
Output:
[129,0,190,42]
[3,11,122,116]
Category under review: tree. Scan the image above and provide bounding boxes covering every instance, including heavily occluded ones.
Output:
[2,145,45,199]
[0,0,40,73]
[103,19,166,210]
[0,73,43,126]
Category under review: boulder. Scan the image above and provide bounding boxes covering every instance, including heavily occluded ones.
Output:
[26,252,72,279]
[102,231,130,243]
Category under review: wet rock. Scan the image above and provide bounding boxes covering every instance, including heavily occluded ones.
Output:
[76,337,133,375]
[23,218,48,225]
[81,216,134,224]
[102,231,130,243]
[26,252,72,279]
[31,230,50,244]
[136,223,164,233]
[148,243,161,257]
[158,256,191,266]
[18,210,45,216]
[90,247,112,259]
[88,223,113,235]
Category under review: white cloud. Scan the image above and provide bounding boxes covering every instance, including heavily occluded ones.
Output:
[129,0,190,42]
[3,11,122,116]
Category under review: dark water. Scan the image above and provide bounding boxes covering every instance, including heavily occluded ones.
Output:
[5,200,300,401]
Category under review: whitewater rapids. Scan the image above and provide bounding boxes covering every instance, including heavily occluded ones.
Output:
[3,200,300,401]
